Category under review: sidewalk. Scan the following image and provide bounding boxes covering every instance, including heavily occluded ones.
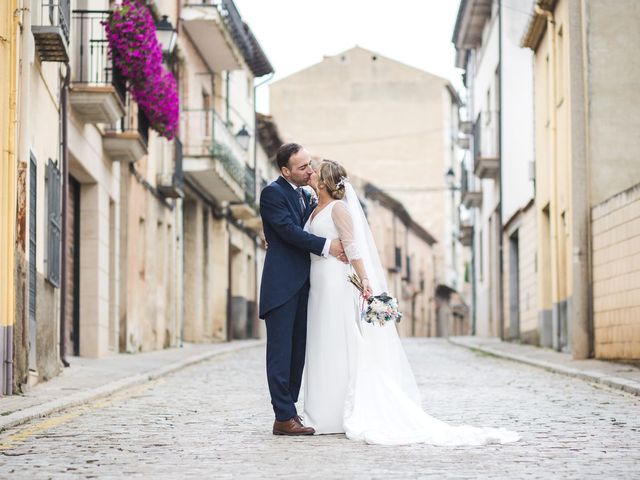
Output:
[0,340,264,432]
[449,336,640,396]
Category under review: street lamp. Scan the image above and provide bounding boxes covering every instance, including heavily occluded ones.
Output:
[156,15,177,59]
[235,125,250,150]
[445,167,457,190]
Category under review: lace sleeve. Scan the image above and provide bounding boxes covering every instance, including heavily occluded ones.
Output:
[332,201,361,260]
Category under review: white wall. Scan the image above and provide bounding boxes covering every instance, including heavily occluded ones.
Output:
[501,0,535,221]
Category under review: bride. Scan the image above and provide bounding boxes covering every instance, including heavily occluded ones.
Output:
[302,159,519,446]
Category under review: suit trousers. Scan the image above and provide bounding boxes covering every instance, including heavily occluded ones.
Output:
[264,282,309,421]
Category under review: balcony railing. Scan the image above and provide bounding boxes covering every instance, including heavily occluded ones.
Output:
[71,10,124,97]
[158,138,185,199]
[181,109,251,195]
[245,167,256,205]
[460,160,482,209]
[68,10,129,125]
[101,90,149,163]
[32,1,71,62]
[472,112,499,179]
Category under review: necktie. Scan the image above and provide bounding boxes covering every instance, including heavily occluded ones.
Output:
[296,188,306,215]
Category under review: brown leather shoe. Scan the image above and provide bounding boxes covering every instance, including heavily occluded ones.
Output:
[273,417,315,436]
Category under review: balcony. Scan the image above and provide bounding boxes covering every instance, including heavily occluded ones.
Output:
[69,10,126,125]
[472,112,500,180]
[102,94,149,163]
[229,167,257,219]
[474,156,500,179]
[459,221,473,247]
[157,138,185,199]
[182,109,251,203]
[181,0,273,77]
[32,1,70,63]
[460,164,482,209]
[459,120,473,135]
[181,2,244,73]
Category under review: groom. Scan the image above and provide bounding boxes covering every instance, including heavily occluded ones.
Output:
[259,143,345,436]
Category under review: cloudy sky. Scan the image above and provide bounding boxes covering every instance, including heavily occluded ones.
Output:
[233,0,464,113]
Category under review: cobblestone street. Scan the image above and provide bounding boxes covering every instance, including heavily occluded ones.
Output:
[1,339,639,479]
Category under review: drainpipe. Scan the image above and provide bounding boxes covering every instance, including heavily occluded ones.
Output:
[59,64,70,367]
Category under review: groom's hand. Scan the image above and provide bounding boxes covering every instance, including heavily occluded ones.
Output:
[329,239,349,264]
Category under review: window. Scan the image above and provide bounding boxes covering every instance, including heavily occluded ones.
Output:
[405,255,412,282]
[394,247,402,272]
[478,228,483,282]
[485,87,491,125]
[556,26,564,105]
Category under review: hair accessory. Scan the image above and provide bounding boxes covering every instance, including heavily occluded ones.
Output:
[336,176,349,188]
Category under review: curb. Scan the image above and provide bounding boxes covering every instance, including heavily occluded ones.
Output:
[448,338,640,397]
[0,340,264,433]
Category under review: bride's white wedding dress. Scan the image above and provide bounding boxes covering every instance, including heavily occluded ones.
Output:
[302,185,519,446]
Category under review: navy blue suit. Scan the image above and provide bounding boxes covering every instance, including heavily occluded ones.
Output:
[259,176,326,421]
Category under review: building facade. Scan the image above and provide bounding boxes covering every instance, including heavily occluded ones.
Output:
[177,0,272,343]
[1,0,273,395]
[523,0,640,359]
[360,181,437,337]
[0,0,20,395]
[269,46,467,336]
[452,0,537,340]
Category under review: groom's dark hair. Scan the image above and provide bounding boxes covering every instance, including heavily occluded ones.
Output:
[276,143,303,170]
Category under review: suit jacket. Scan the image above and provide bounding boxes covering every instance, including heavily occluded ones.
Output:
[259,176,326,318]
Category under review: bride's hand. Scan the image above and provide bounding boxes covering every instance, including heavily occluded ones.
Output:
[361,278,373,300]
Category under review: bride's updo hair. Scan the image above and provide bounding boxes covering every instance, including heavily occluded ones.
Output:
[319,159,348,200]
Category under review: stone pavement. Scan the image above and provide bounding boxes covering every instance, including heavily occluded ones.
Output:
[0,340,262,432]
[1,338,639,479]
[449,336,640,396]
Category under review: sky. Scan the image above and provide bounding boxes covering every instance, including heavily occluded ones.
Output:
[233,0,464,113]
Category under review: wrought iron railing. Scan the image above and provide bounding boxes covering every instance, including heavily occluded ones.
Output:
[71,10,126,100]
[105,90,149,146]
[186,0,272,76]
[39,1,71,43]
[460,159,471,199]
[472,112,482,162]
[181,109,252,195]
[174,137,184,191]
[245,167,256,205]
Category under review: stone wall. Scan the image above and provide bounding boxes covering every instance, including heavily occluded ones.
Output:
[591,183,640,360]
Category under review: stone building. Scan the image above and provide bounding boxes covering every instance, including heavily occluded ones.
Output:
[1,0,273,395]
[359,181,438,337]
[269,46,467,336]
[452,0,537,341]
[177,0,273,342]
[522,0,640,359]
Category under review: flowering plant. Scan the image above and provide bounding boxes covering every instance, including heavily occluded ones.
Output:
[103,0,179,139]
[348,273,403,326]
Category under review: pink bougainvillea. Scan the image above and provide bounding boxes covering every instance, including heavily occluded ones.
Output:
[103,0,179,140]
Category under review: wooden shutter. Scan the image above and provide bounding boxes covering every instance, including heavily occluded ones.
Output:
[47,159,62,287]
[29,155,37,319]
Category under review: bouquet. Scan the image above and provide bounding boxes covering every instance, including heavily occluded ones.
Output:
[347,273,403,326]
